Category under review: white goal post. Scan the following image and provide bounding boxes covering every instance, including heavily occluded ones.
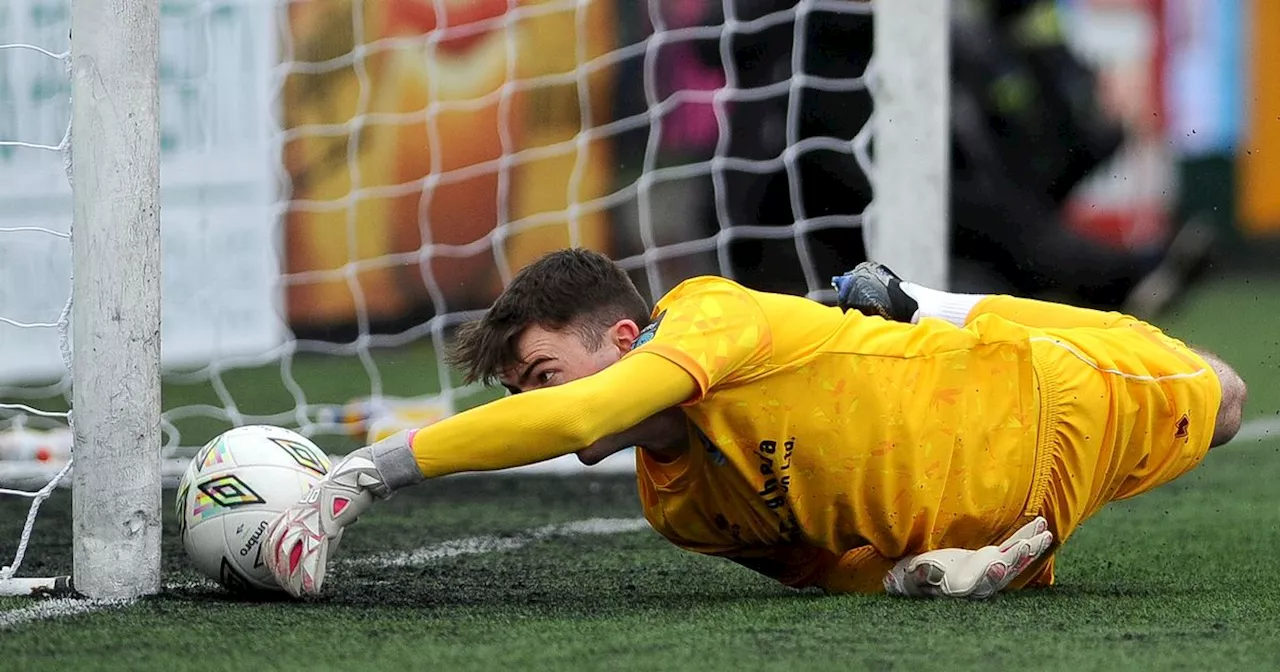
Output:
[67,0,164,600]
[0,0,947,599]
[868,0,950,289]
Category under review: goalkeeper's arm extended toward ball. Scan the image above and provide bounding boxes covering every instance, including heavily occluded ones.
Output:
[262,352,691,596]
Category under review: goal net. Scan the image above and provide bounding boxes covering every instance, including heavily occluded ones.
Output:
[0,0,948,598]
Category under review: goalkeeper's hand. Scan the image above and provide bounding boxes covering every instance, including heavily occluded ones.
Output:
[263,431,423,598]
[882,517,1054,599]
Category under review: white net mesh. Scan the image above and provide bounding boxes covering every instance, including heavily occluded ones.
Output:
[0,7,74,584]
[1,0,927,582]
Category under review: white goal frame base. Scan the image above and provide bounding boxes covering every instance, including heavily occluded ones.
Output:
[0,575,76,598]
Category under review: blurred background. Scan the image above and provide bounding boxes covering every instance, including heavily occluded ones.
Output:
[296,0,1276,311]
[268,0,1276,329]
[1,0,1277,463]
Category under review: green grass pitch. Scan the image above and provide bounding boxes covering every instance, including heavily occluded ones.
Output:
[2,274,1279,671]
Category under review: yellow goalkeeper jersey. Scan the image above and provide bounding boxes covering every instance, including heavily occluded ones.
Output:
[628,277,1043,588]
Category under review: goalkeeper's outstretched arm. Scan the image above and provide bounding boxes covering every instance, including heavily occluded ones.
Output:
[404,352,695,478]
[263,353,696,597]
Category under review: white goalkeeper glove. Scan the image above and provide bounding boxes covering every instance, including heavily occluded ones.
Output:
[883,517,1054,599]
[263,430,424,598]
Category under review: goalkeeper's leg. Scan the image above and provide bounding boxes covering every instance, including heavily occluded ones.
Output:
[959,294,1136,330]
[836,262,1247,447]
[900,280,1247,448]
[839,262,1248,593]
[835,260,1144,329]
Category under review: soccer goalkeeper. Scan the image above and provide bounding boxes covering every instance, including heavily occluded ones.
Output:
[264,250,1247,599]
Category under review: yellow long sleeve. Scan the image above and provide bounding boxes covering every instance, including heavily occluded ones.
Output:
[408,353,697,478]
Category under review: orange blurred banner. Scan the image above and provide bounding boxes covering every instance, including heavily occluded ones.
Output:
[1238,0,1280,235]
[282,0,619,330]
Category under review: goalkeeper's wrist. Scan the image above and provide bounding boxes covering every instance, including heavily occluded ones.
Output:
[367,429,426,491]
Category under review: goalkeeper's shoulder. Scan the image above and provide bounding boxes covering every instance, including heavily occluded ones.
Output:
[651,276,774,320]
[654,275,749,304]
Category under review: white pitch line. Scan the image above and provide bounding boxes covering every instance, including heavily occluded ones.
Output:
[0,597,133,630]
[1234,415,1280,443]
[347,517,651,569]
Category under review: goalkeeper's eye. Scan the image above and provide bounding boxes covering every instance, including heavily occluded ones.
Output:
[537,370,557,386]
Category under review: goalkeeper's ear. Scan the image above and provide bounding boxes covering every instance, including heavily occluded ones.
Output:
[620,308,669,354]
[609,318,643,353]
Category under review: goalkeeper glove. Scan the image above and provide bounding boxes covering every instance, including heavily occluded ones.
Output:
[263,430,424,598]
[883,517,1054,599]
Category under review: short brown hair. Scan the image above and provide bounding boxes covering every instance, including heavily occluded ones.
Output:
[447,248,651,385]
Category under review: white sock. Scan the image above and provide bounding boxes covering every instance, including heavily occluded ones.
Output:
[900,282,987,327]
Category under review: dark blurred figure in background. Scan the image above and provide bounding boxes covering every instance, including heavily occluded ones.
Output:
[687,0,873,296]
[682,0,1212,314]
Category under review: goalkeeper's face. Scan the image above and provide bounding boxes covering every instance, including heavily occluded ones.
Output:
[497,319,643,395]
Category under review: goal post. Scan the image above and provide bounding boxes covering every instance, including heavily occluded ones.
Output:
[868,0,951,290]
[67,0,163,600]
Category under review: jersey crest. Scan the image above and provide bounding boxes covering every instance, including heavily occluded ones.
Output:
[634,310,666,349]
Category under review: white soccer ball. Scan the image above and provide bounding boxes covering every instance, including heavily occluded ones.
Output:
[175,425,332,593]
